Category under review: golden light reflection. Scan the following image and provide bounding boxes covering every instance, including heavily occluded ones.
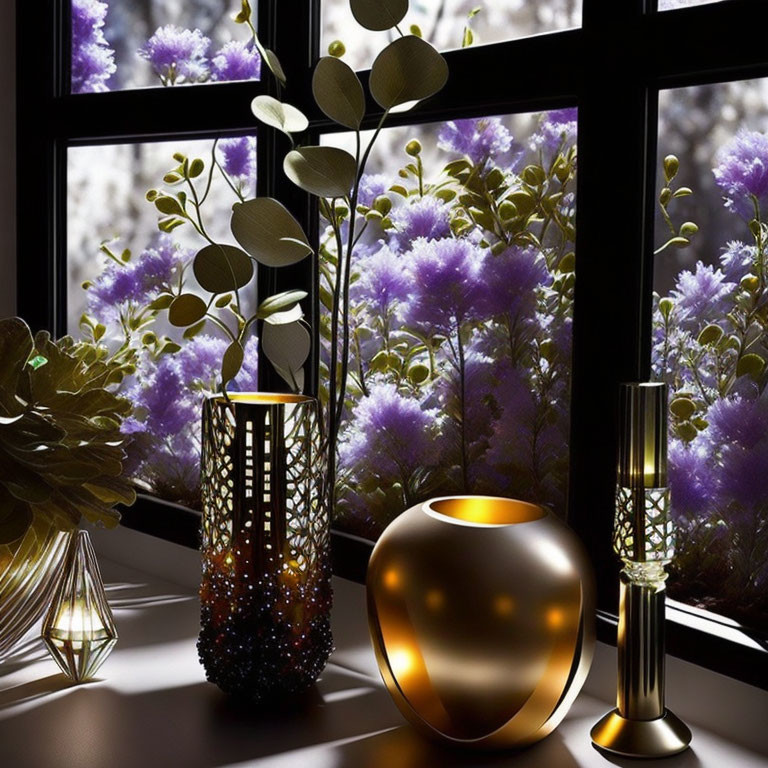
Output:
[427,496,546,526]
[425,590,444,611]
[546,607,564,630]
[383,568,401,590]
[493,595,515,617]
[388,647,416,678]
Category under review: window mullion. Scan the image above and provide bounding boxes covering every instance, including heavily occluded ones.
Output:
[569,0,656,611]
[256,0,320,395]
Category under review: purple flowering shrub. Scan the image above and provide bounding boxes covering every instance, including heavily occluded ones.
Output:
[653,132,768,628]
[71,0,116,93]
[322,113,578,538]
[72,1,262,92]
[80,138,260,507]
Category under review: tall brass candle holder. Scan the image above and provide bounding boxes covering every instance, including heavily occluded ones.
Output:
[591,382,692,758]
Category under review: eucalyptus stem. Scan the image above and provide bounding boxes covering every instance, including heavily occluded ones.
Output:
[455,324,470,493]
[205,313,237,343]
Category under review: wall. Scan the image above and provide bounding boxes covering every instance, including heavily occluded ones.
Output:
[0,0,15,317]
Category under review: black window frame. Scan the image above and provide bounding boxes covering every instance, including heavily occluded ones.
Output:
[17,0,768,690]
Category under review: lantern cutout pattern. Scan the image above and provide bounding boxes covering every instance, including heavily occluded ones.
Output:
[41,530,117,682]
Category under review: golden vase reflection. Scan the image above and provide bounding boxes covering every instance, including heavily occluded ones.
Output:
[367,496,595,749]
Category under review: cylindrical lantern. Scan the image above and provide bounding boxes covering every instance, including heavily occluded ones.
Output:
[197,393,332,699]
[591,382,691,758]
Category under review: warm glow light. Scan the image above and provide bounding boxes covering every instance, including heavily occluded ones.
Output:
[388,647,416,678]
[51,600,107,641]
[384,569,401,590]
[546,607,564,630]
[425,589,444,611]
[493,595,515,617]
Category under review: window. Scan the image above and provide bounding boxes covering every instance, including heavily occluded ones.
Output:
[321,112,577,540]
[18,0,768,687]
[72,0,262,93]
[323,0,582,70]
[655,78,768,634]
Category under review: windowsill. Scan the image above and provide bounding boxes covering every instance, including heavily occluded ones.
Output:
[1,526,766,768]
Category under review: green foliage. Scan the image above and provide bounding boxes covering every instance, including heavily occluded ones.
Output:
[250,95,308,138]
[350,0,408,31]
[0,318,135,548]
[283,146,357,198]
[312,57,365,130]
[230,198,313,267]
[193,244,254,293]
[369,35,449,110]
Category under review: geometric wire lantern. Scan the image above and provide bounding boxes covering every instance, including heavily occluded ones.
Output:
[41,530,117,682]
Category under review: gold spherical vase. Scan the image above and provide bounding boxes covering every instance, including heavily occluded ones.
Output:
[367,496,595,749]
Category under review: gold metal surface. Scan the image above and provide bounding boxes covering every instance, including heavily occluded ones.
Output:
[590,710,692,758]
[591,382,691,758]
[41,530,118,682]
[367,496,595,749]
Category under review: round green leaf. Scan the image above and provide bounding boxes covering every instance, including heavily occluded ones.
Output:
[168,294,207,327]
[222,341,244,386]
[262,321,311,391]
[736,353,766,380]
[264,49,286,85]
[193,244,254,294]
[312,57,365,130]
[350,0,408,31]
[670,397,696,420]
[257,289,308,318]
[369,36,448,110]
[251,95,308,136]
[231,198,313,267]
[283,146,357,198]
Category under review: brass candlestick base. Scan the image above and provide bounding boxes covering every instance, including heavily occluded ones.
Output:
[591,383,692,759]
[591,709,692,758]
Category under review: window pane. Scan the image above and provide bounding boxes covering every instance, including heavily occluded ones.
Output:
[71,0,261,93]
[322,1,582,71]
[68,136,258,506]
[654,79,768,633]
[322,110,578,539]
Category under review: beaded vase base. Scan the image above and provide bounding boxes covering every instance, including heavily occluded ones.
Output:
[197,393,332,700]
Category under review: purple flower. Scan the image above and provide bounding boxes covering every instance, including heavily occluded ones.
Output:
[719,240,756,284]
[88,235,187,320]
[216,136,257,195]
[403,237,488,334]
[532,108,578,154]
[357,174,389,208]
[713,129,768,218]
[671,261,734,327]
[351,245,410,315]
[71,0,115,93]
[138,25,210,85]
[438,117,513,164]
[229,335,260,392]
[210,40,261,82]
[481,246,550,319]
[668,438,714,522]
[121,332,259,506]
[338,383,441,488]
[483,361,537,475]
[707,396,768,451]
[389,196,451,252]
[717,438,768,520]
